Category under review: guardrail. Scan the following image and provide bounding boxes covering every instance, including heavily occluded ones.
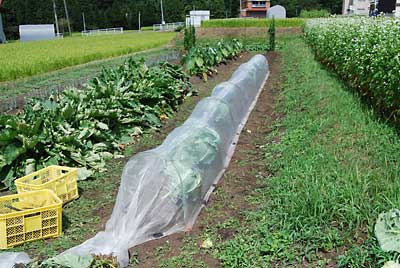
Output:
[153,22,184,32]
[81,27,124,36]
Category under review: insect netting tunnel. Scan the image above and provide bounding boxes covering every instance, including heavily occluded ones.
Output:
[59,54,270,266]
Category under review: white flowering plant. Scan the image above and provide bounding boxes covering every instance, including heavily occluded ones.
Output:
[304,18,400,122]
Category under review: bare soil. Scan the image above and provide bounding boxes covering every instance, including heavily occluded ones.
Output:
[127,51,283,267]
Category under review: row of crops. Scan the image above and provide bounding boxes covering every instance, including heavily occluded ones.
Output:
[0,59,192,190]
[0,39,246,191]
[304,18,400,123]
[183,39,243,81]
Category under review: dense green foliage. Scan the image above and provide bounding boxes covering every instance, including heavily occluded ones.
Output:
[300,9,330,18]
[212,36,399,268]
[182,39,242,81]
[0,32,175,82]
[273,0,341,17]
[184,25,196,51]
[304,18,400,125]
[201,18,305,28]
[0,58,193,190]
[244,42,268,51]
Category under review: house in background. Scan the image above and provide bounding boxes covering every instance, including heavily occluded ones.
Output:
[342,0,400,15]
[240,0,271,18]
[342,0,370,15]
[186,10,210,27]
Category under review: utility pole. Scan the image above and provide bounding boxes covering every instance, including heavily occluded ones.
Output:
[63,0,72,36]
[0,0,5,43]
[82,12,86,32]
[138,11,141,31]
[160,0,165,24]
[52,0,60,36]
[239,0,242,18]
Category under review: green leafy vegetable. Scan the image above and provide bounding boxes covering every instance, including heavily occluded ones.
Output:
[182,39,243,81]
[375,209,400,253]
[0,58,193,190]
[41,253,93,268]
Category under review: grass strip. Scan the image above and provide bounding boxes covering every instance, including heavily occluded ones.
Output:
[213,35,400,267]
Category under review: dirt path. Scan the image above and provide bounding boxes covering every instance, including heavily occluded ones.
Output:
[128,51,283,267]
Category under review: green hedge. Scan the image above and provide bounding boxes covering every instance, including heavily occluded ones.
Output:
[201,18,305,28]
[304,18,400,124]
[300,9,330,18]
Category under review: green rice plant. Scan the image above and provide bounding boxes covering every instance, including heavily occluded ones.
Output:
[304,18,400,126]
[0,32,176,82]
[201,18,305,28]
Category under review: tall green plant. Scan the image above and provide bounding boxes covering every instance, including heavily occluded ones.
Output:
[191,25,196,48]
[268,17,276,51]
[184,24,196,51]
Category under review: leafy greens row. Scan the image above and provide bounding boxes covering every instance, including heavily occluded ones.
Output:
[182,39,243,81]
[0,59,193,190]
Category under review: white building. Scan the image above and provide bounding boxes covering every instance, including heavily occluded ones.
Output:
[19,24,56,42]
[396,1,400,17]
[343,0,400,16]
[186,10,210,27]
[342,0,371,15]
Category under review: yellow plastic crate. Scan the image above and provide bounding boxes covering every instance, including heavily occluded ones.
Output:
[15,166,79,204]
[0,190,62,249]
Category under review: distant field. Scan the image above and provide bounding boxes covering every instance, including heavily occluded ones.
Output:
[0,32,176,82]
[140,26,154,31]
[202,18,305,28]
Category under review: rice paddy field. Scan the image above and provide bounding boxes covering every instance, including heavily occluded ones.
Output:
[0,31,176,82]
